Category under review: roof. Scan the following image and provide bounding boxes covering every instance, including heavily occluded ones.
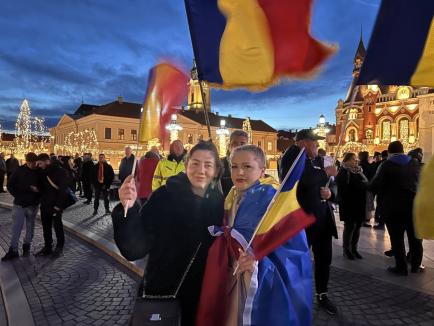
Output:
[354,37,366,61]
[179,110,276,133]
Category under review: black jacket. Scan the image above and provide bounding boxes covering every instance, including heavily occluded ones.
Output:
[119,155,135,183]
[81,159,94,183]
[7,165,40,207]
[39,161,70,210]
[92,162,114,188]
[336,168,368,223]
[5,157,19,176]
[370,154,420,220]
[112,173,224,325]
[280,145,337,238]
[220,156,233,197]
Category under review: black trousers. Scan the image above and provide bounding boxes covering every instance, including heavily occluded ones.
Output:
[343,221,361,252]
[83,181,92,201]
[306,228,333,294]
[94,183,109,211]
[0,171,5,191]
[386,216,423,271]
[40,207,64,248]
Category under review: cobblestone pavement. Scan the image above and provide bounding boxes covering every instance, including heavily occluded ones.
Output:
[1,193,434,325]
[0,285,6,326]
[0,207,140,326]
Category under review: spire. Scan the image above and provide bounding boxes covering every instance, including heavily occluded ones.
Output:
[191,59,198,80]
[354,27,366,62]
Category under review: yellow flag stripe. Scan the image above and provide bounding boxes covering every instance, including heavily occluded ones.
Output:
[411,18,434,87]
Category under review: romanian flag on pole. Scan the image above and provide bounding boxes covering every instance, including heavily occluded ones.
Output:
[252,148,315,259]
[138,62,189,142]
[184,0,335,90]
[414,155,434,240]
[358,0,434,87]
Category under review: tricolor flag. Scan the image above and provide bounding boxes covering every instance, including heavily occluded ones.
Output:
[184,0,335,90]
[414,155,434,239]
[252,148,315,259]
[358,0,434,87]
[138,62,189,142]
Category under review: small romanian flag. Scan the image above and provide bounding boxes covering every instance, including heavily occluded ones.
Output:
[252,149,315,259]
[184,0,335,90]
[358,0,434,87]
[138,62,189,142]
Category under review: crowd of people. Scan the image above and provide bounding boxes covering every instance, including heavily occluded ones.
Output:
[0,129,428,325]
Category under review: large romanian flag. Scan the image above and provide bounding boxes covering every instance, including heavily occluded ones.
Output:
[252,149,315,259]
[414,155,434,240]
[358,0,434,87]
[184,0,335,90]
[138,63,189,142]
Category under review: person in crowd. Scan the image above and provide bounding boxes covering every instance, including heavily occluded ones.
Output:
[119,146,135,184]
[279,129,338,315]
[112,141,224,326]
[220,130,249,197]
[358,151,375,227]
[6,153,19,182]
[0,152,6,192]
[81,153,94,204]
[370,141,423,275]
[152,140,185,191]
[196,145,312,326]
[373,150,388,230]
[74,153,83,196]
[92,153,114,216]
[61,156,76,192]
[136,150,160,204]
[408,148,423,165]
[336,152,368,260]
[35,153,70,257]
[1,153,40,261]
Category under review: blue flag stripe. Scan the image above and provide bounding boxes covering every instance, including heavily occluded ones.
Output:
[281,152,306,192]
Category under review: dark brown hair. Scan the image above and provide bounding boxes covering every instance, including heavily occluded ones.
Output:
[186,140,222,178]
[343,152,356,163]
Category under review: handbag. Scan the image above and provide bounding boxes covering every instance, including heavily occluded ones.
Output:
[47,176,78,210]
[131,243,202,326]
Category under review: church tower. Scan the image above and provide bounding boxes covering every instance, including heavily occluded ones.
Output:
[187,60,211,112]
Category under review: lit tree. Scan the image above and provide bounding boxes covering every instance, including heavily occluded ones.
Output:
[15,99,32,152]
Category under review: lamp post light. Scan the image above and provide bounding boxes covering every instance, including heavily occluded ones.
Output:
[314,114,330,150]
[165,114,183,143]
[216,119,230,157]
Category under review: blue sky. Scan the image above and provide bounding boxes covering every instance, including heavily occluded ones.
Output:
[0,0,381,131]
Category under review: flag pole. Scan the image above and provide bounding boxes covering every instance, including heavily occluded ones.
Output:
[233,148,305,274]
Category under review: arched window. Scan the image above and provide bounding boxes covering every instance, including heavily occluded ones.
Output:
[349,108,358,120]
[366,129,373,139]
[349,129,356,142]
[398,118,409,140]
[382,120,391,140]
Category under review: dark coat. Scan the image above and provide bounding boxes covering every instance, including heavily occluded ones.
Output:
[92,162,114,188]
[112,173,224,326]
[39,161,70,211]
[280,145,338,238]
[119,154,135,183]
[370,154,420,221]
[5,157,19,177]
[336,168,368,223]
[359,160,374,180]
[81,159,94,183]
[220,156,233,197]
[7,164,40,207]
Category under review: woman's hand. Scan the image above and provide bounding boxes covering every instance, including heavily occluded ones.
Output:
[119,175,137,210]
[236,249,256,274]
[320,187,332,200]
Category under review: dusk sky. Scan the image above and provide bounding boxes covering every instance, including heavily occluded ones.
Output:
[0,0,381,131]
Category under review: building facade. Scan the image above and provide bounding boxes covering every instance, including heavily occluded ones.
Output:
[335,37,434,157]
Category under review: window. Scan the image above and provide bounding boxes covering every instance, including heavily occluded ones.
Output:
[399,119,409,140]
[198,134,203,141]
[131,129,137,141]
[349,108,358,120]
[187,134,193,144]
[348,129,356,142]
[365,129,373,139]
[105,128,111,139]
[258,141,262,148]
[267,142,272,151]
[118,129,125,140]
[382,121,391,140]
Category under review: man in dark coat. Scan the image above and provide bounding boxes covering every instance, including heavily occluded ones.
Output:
[5,154,19,182]
[0,152,6,192]
[2,152,40,261]
[119,146,135,183]
[220,130,248,197]
[279,129,338,315]
[36,153,70,257]
[81,153,94,204]
[92,153,114,216]
[373,150,388,229]
[370,141,422,275]
[74,153,83,196]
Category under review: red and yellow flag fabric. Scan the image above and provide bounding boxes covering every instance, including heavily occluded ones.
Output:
[138,62,189,142]
[184,0,335,90]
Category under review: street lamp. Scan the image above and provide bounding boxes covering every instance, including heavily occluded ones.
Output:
[216,119,229,157]
[314,114,330,150]
[165,114,183,143]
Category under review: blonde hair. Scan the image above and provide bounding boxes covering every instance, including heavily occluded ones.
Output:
[230,145,266,168]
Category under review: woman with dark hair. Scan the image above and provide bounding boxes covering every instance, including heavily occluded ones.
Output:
[112,141,224,325]
[336,152,368,260]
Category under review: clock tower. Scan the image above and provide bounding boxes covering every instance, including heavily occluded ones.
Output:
[187,60,211,112]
